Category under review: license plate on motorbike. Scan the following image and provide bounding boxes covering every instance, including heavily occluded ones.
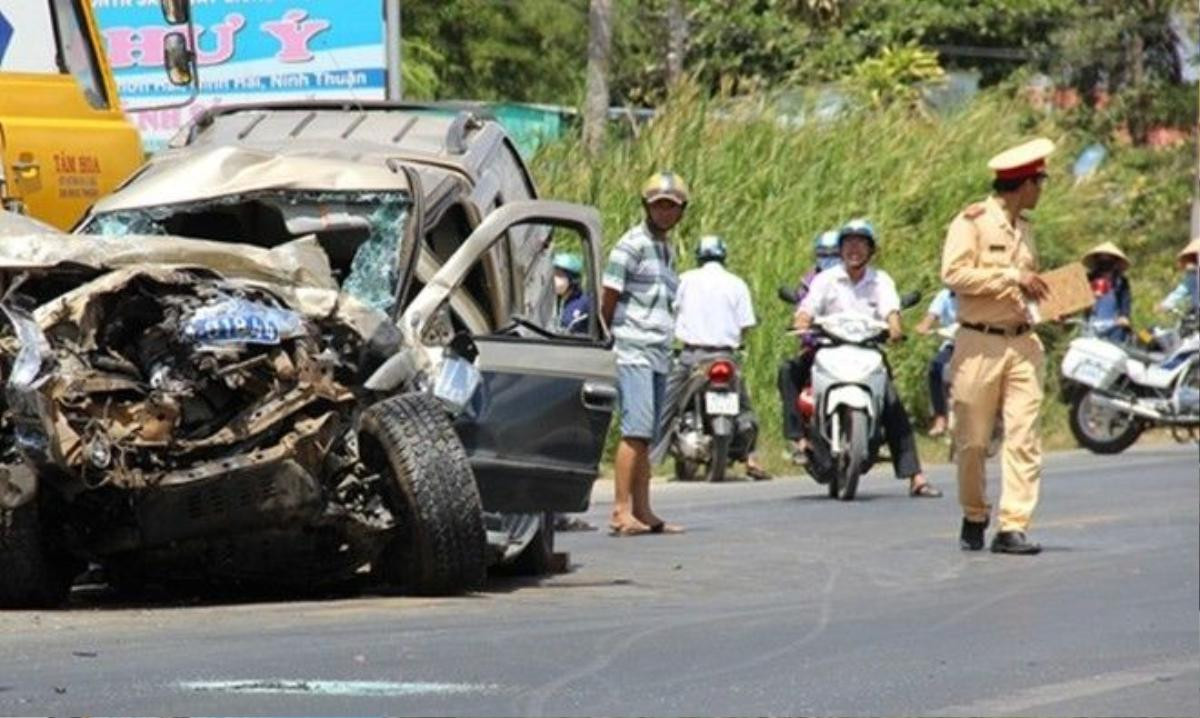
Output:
[705,392,739,416]
[1075,359,1109,387]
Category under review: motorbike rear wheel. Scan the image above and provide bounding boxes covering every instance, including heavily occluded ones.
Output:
[673,458,701,482]
[706,433,731,483]
[1069,388,1142,455]
[837,407,869,501]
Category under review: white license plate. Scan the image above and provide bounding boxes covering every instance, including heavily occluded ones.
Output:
[705,391,740,416]
[1074,359,1109,387]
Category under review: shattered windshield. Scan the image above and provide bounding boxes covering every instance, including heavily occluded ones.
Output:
[79,190,412,315]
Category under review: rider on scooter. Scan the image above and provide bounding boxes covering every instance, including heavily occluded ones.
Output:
[792,219,941,498]
[778,230,840,463]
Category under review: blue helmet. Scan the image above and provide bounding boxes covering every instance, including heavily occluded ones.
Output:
[813,230,840,270]
[837,218,877,251]
[696,234,728,263]
[553,252,584,277]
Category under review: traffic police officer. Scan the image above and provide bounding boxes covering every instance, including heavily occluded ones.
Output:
[941,138,1054,555]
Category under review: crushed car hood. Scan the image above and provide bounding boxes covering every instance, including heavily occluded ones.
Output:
[0,224,397,490]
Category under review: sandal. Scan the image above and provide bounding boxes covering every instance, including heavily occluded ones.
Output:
[746,465,774,482]
[648,521,685,534]
[609,523,652,537]
[909,482,943,498]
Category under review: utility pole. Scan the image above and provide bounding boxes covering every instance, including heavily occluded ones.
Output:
[583,0,612,155]
[385,0,402,100]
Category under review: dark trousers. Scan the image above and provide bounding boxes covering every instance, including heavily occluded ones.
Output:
[808,376,922,480]
[927,343,954,418]
[881,380,922,479]
[777,352,814,441]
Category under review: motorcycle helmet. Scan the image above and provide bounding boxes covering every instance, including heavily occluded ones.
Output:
[813,230,840,270]
[641,171,690,206]
[837,218,877,251]
[553,251,584,277]
[695,234,727,264]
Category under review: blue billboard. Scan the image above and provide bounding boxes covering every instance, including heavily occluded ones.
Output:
[91,0,387,150]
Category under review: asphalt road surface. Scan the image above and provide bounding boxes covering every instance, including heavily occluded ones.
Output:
[1,444,1196,716]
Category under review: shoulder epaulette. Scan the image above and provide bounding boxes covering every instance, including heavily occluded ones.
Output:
[962,203,986,220]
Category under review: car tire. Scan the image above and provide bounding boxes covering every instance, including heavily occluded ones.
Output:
[506,512,556,576]
[0,500,74,609]
[360,394,486,596]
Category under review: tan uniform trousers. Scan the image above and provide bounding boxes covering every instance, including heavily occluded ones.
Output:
[950,328,1044,531]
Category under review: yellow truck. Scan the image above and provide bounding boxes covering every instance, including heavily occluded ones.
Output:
[0,0,194,229]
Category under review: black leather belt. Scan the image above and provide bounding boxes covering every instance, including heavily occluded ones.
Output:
[683,344,737,353]
[961,321,1031,337]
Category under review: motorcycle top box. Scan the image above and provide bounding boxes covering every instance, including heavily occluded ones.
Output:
[1062,338,1126,389]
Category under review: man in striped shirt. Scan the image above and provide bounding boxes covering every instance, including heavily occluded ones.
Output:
[601,171,688,536]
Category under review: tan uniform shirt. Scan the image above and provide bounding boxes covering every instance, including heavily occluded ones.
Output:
[940,195,1038,328]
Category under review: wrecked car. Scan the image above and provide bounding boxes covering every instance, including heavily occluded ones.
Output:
[0,105,617,607]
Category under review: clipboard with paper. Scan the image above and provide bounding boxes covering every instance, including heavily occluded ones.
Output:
[1027,261,1095,323]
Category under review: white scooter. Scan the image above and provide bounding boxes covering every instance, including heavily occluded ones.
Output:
[799,307,908,500]
[1061,309,1200,453]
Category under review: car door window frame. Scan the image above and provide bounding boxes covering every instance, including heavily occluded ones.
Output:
[401,201,610,350]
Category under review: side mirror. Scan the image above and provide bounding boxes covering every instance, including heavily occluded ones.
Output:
[160,0,190,25]
[163,32,194,87]
[899,290,923,310]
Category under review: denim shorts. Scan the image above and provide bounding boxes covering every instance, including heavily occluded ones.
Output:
[617,364,666,441]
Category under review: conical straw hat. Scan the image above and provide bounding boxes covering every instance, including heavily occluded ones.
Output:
[1178,237,1200,266]
[1082,241,1130,270]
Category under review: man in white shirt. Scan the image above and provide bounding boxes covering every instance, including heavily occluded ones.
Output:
[794,219,940,498]
[657,235,770,480]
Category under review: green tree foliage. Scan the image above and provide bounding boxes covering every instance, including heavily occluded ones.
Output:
[1050,0,1196,142]
[848,43,947,111]
[401,37,444,99]
[400,0,589,103]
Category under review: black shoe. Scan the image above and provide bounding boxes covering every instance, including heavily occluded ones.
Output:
[991,531,1042,555]
[959,518,988,551]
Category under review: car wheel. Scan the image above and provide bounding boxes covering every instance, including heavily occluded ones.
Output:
[0,500,75,609]
[360,394,486,596]
[504,512,556,577]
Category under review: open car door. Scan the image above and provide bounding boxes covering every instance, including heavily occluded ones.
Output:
[400,200,616,514]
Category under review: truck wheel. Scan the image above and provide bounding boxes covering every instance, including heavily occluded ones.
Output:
[0,501,74,609]
[361,394,486,595]
[1069,389,1142,455]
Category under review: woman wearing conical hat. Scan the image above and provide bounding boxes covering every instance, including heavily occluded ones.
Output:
[1082,242,1133,343]
[1158,237,1200,315]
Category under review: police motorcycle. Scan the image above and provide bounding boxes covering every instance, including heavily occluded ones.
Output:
[1060,308,1200,454]
[785,292,921,500]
